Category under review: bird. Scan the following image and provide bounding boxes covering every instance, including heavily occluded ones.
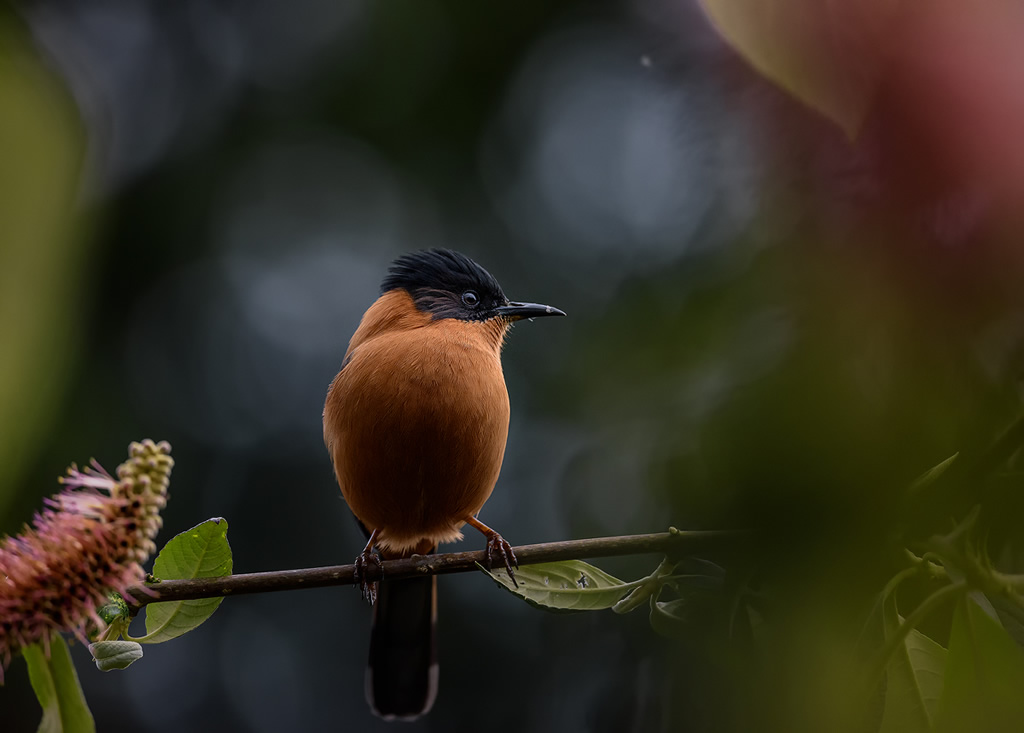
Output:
[323,248,565,720]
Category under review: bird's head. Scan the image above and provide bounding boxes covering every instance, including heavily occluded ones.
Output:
[381,249,565,324]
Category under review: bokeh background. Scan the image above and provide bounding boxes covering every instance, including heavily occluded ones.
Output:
[4,0,1024,730]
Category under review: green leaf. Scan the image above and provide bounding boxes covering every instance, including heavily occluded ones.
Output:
[88,641,143,672]
[133,518,232,644]
[878,592,946,733]
[479,560,636,613]
[23,635,96,733]
[935,596,1024,732]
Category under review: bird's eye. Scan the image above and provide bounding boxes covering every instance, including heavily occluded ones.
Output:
[461,290,480,307]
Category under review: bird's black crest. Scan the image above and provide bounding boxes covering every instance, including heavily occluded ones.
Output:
[381,249,509,321]
[381,249,503,297]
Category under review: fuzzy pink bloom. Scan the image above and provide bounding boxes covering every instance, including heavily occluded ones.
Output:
[0,440,172,679]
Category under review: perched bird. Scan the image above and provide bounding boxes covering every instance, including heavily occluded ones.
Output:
[323,249,564,720]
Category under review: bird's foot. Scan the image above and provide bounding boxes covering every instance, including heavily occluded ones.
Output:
[484,532,519,588]
[353,550,383,605]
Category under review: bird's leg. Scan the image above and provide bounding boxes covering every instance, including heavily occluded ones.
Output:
[353,528,383,605]
[465,516,518,587]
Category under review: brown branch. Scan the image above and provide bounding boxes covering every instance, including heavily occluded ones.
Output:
[125,528,739,611]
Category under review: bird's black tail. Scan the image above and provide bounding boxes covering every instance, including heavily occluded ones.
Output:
[367,572,438,720]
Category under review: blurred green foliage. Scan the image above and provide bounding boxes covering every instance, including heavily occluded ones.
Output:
[0,10,88,521]
[23,636,94,733]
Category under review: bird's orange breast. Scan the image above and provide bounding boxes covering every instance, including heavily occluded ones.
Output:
[323,291,511,553]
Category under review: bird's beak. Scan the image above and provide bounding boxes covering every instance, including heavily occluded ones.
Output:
[494,301,566,321]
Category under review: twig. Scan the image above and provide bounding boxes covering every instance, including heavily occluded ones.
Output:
[125,529,740,611]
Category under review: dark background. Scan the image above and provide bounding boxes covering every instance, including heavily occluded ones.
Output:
[3,1,1024,731]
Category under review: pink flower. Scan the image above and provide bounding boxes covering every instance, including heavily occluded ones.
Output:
[0,440,173,679]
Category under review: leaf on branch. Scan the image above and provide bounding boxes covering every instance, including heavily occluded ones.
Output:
[132,518,232,644]
[878,592,946,733]
[478,559,636,613]
[88,641,144,672]
[935,596,1024,731]
[23,635,95,733]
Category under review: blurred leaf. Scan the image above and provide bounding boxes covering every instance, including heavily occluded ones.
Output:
[650,597,689,642]
[935,596,1024,732]
[0,12,88,522]
[878,592,946,733]
[23,635,95,733]
[133,518,232,643]
[88,641,143,672]
[650,584,737,645]
[987,593,1024,651]
[479,559,636,613]
[697,0,904,137]
[908,453,959,494]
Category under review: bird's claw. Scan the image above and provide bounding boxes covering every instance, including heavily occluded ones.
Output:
[353,550,383,605]
[484,532,519,588]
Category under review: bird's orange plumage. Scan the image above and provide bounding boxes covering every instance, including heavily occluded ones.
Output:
[323,289,511,553]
